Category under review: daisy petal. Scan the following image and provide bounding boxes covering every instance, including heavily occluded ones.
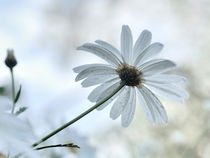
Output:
[144,82,189,103]
[138,59,165,70]
[133,30,152,60]
[96,87,124,111]
[96,81,121,102]
[135,43,163,66]
[141,60,176,77]
[77,43,120,67]
[73,64,115,73]
[144,74,187,84]
[81,74,118,87]
[143,86,168,125]
[88,78,120,102]
[95,40,122,61]
[110,87,131,120]
[137,86,168,125]
[121,87,136,127]
[0,114,40,158]
[136,88,154,123]
[121,25,133,64]
[96,82,124,110]
[75,66,116,81]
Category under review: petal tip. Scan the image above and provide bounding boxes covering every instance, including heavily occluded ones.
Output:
[75,76,80,82]
[158,43,164,48]
[95,40,100,43]
[170,61,177,67]
[76,46,83,50]
[81,82,87,87]
[110,115,115,120]
[153,42,164,49]
[142,29,152,35]
[122,24,128,27]
[121,121,129,128]
[72,67,77,73]
[87,97,95,103]
[122,25,130,31]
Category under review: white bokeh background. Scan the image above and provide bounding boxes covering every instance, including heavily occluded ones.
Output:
[0,0,210,157]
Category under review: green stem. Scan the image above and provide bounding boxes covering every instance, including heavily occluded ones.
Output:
[10,68,16,114]
[35,143,79,150]
[32,82,125,147]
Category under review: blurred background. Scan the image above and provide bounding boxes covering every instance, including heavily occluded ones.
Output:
[0,0,210,157]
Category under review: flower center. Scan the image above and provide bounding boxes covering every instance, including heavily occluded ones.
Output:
[116,64,142,86]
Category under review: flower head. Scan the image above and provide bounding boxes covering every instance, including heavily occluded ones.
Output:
[5,49,17,69]
[74,25,189,127]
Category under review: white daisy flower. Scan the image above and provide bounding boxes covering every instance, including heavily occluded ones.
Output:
[74,25,189,127]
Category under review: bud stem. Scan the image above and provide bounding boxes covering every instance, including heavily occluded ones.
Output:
[35,143,79,150]
[32,81,126,148]
[10,68,16,114]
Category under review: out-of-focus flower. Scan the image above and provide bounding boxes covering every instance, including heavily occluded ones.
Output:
[74,25,189,127]
[0,99,40,158]
[4,49,17,69]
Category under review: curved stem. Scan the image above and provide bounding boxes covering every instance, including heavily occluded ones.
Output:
[10,68,16,114]
[32,82,125,147]
[35,143,79,150]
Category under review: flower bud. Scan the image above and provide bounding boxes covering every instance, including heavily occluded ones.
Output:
[5,49,17,69]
